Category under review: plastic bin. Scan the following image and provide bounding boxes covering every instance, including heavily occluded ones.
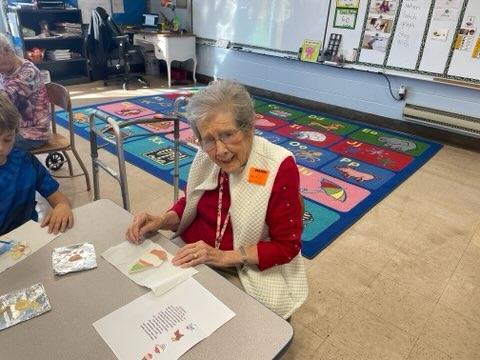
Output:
[144,51,160,75]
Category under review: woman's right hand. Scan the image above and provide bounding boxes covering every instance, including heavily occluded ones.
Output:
[126,212,163,244]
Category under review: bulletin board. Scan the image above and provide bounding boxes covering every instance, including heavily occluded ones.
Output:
[324,0,480,84]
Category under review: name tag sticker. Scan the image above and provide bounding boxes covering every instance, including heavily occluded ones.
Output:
[248,167,269,185]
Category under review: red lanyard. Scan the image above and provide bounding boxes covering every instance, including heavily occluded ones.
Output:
[215,171,230,249]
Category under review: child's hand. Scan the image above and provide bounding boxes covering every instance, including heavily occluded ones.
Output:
[41,203,74,234]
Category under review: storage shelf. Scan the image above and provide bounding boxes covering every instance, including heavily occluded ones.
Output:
[16,8,79,14]
[24,36,83,42]
[37,58,87,65]
[15,7,90,85]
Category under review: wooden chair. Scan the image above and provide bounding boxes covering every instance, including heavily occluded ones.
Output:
[31,82,91,191]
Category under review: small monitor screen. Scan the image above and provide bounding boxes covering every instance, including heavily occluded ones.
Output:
[142,13,159,27]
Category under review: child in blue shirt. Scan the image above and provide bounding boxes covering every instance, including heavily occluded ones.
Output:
[0,93,73,235]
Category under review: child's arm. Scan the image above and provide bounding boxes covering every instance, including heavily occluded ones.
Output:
[41,191,74,234]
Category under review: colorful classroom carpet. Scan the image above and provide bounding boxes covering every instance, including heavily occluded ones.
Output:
[56,87,442,259]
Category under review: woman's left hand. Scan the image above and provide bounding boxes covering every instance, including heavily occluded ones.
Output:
[172,241,226,268]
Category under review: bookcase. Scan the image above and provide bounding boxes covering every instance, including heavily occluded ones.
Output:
[15,8,89,85]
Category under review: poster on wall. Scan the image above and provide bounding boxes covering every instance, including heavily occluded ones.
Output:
[455,16,477,51]
[472,37,480,58]
[78,0,112,23]
[386,0,433,69]
[365,15,393,33]
[419,0,465,73]
[370,0,397,16]
[448,0,480,81]
[300,39,322,62]
[433,7,459,21]
[359,0,398,64]
[361,33,389,54]
[436,0,462,9]
[112,0,124,13]
[336,0,360,8]
[430,28,449,41]
[334,8,358,29]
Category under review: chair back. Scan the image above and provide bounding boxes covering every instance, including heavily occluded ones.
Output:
[46,82,75,145]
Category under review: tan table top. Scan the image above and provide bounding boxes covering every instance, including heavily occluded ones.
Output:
[0,199,292,359]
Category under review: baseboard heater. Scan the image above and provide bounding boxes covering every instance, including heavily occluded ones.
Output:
[403,104,480,138]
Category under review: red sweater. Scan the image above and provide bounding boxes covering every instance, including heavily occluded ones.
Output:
[171,156,302,270]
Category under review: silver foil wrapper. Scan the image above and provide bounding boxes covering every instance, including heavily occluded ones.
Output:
[52,242,97,275]
[0,283,51,331]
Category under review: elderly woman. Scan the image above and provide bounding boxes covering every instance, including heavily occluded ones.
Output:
[0,34,50,151]
[126,80,308,318]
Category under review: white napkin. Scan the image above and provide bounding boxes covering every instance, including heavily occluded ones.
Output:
[102,240,198,296]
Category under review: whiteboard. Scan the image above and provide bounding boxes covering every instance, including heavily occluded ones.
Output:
[419,0,465,73]
[448,0,480,81]
[192,0,330,54]
[387,0,432,69]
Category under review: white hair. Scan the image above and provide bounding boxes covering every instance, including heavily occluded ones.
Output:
[186,80,255,139]
[0,33,15,59]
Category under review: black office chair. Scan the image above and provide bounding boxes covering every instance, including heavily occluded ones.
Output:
[87,7,149,90]
[105,34,150,90]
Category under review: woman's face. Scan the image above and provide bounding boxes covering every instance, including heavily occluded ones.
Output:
[197,111,253,174]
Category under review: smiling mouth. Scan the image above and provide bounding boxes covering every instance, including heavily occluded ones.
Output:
[218,155,235,164]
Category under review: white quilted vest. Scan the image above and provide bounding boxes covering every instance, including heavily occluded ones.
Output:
[174,136,308,318]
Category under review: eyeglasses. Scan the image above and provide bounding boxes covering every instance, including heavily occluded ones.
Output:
[200,128,244,152]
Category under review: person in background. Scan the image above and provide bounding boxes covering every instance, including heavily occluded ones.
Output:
[0,33,50,151]
[0,93,73,235]
[126,80,308,319]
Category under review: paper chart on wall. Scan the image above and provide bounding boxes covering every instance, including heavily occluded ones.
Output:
[448,0,480,81]
[93,278,235,360]
[387,0,433,70]
[102,240,198,296]
[419,0,465,73]
[112,0,124,13]
[0,220,59,274]
[359,0,399,65]
[77,0,112,24]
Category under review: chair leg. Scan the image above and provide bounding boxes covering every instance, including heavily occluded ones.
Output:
[71,148,91,191]
[62,151,73,176]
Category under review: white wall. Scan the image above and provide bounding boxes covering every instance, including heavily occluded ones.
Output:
[196,45,480,121]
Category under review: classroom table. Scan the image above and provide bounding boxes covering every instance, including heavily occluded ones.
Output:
[0,199,293,359]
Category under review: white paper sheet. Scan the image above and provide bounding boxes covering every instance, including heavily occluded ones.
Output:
[0,220,59,274]
[93,278,235,360]
[112,0,124,13]
[78,0,112,24]
[102,240,197,296]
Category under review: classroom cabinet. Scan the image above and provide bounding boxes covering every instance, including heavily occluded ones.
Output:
[14,8,89,85]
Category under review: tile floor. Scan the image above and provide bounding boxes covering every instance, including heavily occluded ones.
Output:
[52,76,480,359]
